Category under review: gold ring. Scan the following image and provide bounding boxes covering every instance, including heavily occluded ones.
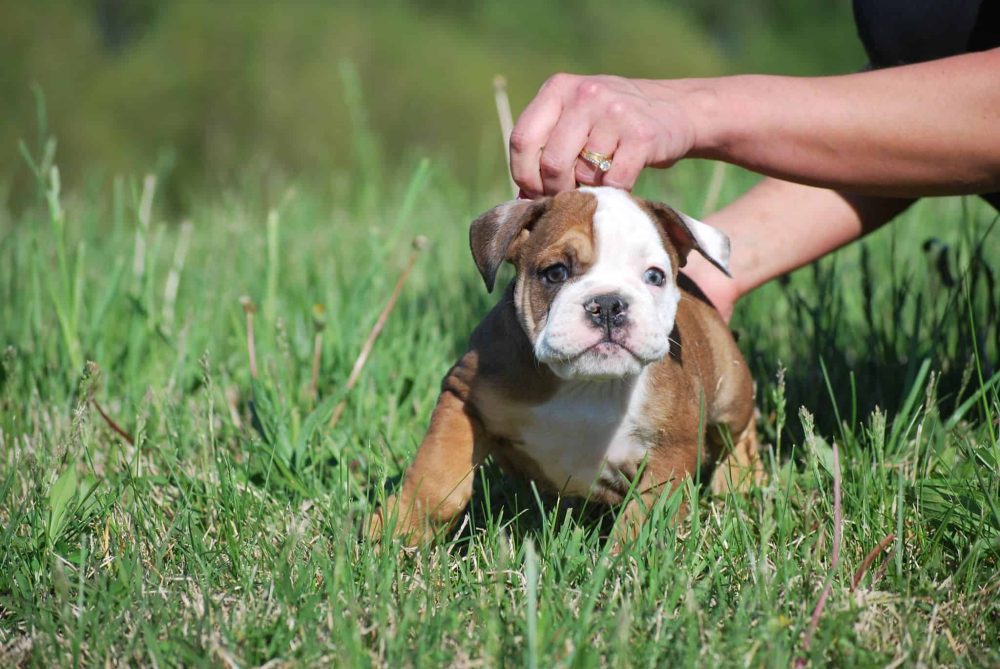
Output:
[579,149,613,172]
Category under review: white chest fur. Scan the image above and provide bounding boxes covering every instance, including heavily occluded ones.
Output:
[480,372,652,498]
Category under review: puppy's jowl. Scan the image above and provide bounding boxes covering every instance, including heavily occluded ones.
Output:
[372,187,761,545]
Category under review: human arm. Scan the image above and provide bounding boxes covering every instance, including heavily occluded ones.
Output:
[681,178,914,321]
[510,48,1000,199]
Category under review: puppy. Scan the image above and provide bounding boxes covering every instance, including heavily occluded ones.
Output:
[372,187,761,545]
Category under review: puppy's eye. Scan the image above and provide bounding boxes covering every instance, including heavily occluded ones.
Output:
[541,263,570,284]
[643,267,666,286]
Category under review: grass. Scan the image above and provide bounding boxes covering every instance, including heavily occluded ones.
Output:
[1,127,999,666]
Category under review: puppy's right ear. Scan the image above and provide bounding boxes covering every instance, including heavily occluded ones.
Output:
[469,198,550,292]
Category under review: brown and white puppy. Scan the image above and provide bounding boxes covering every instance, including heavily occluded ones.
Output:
[372,187,761,545]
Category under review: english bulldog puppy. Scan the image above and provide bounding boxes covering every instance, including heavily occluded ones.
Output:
[372,187,761,545]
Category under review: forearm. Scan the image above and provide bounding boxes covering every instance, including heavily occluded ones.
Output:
[677,48,1000,198]
[709,178,911,286]
[683,177,913,319]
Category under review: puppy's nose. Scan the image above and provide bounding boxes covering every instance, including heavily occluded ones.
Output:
[584,294,628,331]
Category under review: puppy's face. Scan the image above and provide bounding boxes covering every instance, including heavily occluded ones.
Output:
[471,187,730,380]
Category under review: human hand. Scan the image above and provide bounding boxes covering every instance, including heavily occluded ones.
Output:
[510,73,702,197]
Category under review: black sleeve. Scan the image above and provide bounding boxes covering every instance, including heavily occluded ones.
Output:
[852,0,1000,210]
[853,0,997,67]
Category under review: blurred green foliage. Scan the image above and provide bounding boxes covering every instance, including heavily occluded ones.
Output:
[0,1,861,206]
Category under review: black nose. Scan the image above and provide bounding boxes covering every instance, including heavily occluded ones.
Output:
[584,294,628,332]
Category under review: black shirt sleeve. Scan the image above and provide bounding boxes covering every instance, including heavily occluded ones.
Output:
[852,0,1000,209]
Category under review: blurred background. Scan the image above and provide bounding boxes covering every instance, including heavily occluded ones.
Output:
[1,0,863,210]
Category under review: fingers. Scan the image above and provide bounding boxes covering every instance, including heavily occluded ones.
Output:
[513,73,612,197]
[574,124,619,187]
[510,74,677,196]
[601,139,646,191]
[510,75,573,198]
[539,104,597,195]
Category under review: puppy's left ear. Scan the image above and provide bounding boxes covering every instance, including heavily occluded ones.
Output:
[469,198,550,292]
[644,202,732,277]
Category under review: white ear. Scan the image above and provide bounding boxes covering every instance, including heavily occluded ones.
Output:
[676,211,732,277]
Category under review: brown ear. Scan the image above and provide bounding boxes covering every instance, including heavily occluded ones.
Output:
[643,201,732,277]
[469,198,550,292]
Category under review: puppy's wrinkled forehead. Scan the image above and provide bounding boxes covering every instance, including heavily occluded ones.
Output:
[514,189,676,272]
[514,190,599,270]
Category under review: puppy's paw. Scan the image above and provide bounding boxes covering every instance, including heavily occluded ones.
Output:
[710,424,764,495]
[367,495,434,548]
[367,505,386,543]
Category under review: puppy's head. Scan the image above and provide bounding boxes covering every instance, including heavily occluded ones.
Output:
[470,187,730,380]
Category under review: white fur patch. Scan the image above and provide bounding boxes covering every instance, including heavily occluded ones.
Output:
[480,372,653,498]
[677,210,731,276]
[534,187,680,380]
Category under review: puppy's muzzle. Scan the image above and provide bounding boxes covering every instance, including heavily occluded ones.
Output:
[584,293,628,336]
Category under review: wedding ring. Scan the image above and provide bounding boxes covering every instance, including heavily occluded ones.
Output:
[579,149,613,172]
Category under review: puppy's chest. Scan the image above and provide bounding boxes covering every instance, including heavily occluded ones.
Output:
[479,379,652,499]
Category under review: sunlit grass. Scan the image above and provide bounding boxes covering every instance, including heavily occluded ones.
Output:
[1,127,998,666]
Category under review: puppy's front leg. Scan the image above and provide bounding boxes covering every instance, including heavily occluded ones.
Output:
[371,390,489,546]
[611,448,698,549]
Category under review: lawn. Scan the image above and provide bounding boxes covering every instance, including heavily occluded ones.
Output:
[1,133,998,666]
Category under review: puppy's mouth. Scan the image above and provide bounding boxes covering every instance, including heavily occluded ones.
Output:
[583,338,639,359]
[533,321,669,371]
[547,335,650,367]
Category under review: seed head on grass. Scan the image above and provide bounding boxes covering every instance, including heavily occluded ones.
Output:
[797,437,842,667]
[309,304,327,404]
[240,295,258,380]
[493,74,517,198]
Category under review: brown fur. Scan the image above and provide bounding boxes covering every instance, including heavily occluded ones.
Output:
[370,191,761,546]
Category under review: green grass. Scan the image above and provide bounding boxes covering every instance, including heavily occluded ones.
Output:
[1,139,999,666]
